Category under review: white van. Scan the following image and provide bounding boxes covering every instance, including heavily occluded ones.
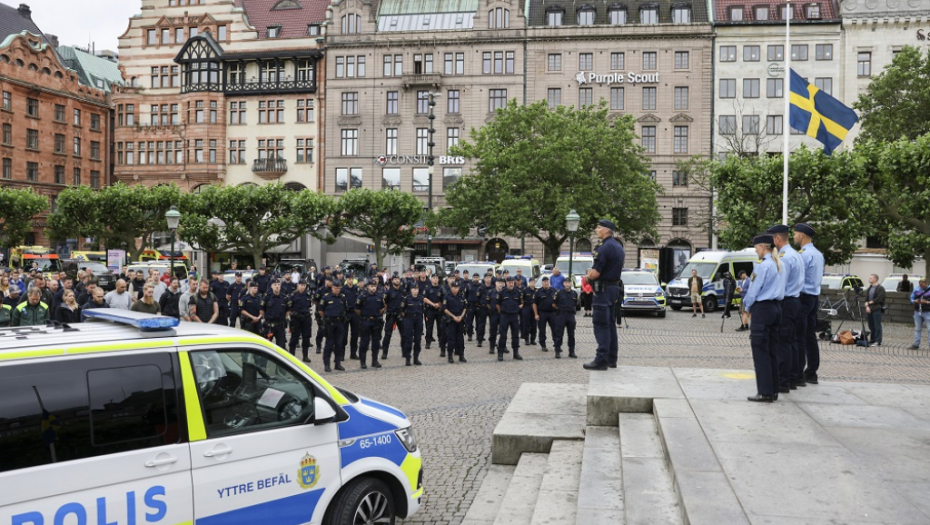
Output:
[498,256,542,280]
[555,253,594,288]
[666,249,758,312]
[0,310,423,525]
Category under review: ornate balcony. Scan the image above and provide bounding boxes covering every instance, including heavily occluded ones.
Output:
[252,158,288,180]
[402,73,442,89]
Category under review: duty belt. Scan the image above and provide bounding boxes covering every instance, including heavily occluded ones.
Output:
[325,317,347,323]
[598,280,620,286]
[365,316,383,321]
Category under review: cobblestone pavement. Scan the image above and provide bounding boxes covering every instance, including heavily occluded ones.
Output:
[294,309,930,524]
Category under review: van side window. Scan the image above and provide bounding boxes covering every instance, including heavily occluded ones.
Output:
[732,262,754,281]
[713,264,729,282]
[0,353,181,473]
[190,349,316,438]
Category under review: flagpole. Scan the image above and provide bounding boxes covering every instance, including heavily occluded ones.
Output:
[32,385,57,463]
[783,0,790,225]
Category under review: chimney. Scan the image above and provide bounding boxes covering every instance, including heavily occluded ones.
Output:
[45,33,59,48]
[17,4,31,19]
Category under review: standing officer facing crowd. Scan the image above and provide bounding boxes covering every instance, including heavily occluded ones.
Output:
[287,279,314,363]
[497,277,523,361]
[402,285,425,366]
[321,280,349,372]
[534,277,557,352]
[584,219,625,371]
[743,234,784,402]
[768,225,804,392]
[794,223,824,385]
[444,280,467,363]
[356,278,385,369]
[554,279,578,359]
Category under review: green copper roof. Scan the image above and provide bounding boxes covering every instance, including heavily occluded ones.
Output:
[57,45,124,93]
[377,0,480,16]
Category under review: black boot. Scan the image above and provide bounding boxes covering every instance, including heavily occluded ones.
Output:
[334,363,345,371]
[414,358,422,366]
[440,349,446,357]
[568,351,577,359]
[324,365,332,372]
[513,352,523,360]
[381,352,388,360]
[448,355,455,363]
[372,359,382,369]
[477,341,483,347]
[350,353,358,360]
[405,357,411,366]
[555,351,562,359]
[361,362,368,370]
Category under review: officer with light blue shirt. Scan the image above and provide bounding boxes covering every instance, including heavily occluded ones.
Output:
[794,223,825,385]
[768,224,804,393]
[743,234,783,403]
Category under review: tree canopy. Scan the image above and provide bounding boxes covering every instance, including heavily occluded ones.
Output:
[330,188,426,269]
[854,45,930,143]
[442,99,661,261]
[0,186,47,249]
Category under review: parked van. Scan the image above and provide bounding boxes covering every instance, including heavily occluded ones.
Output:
[498,255,542,280]
[665,249,758,312]
[555,252,594,288]
[9,246,62,273]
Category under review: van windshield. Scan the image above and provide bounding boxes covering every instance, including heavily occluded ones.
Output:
[676,262,716,280]
[556,259,594,276]
[78,262,109,273]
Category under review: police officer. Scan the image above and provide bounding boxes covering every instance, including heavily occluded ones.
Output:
[381,275,406,359]
[356,278,385,369]
[227,272,247,328]
[314,276,333,352]
[464,273,481,342]
[321,280,349,372]
[534,277,558,352]
[287,279,314,362]
[438,274,458,357]
[584,219,625,371]
[209,271,229,326]
[261,281,288,348]
[239,281,263,335]
[474,275,491,348]
[497,276,523,361]
[280,275,296,298]
[794,223,824,385]
[253,265,272,295]
[444,280,467,363]
[416,270,429,294]
[423,274,444,350]
[743,233,784,402]
[769,224,804,392]
[554,279,579,358]
[486,280,503,354]
[402,285,425,366]
[343,274,361,360]
[522,277,538,346]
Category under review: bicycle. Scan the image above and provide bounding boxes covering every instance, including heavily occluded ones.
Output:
[820,288,858,320]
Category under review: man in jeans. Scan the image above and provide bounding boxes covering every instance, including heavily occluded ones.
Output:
[911,279,930,350]
[864,274,886,347]
[688,269,705,318]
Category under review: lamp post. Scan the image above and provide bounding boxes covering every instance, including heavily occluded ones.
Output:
[427,93,437,257]
[566,209,580,282]
[165,206,181,281]
[207,217,226,273]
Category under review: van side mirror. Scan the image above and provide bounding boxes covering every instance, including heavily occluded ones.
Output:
[313,397,337,425]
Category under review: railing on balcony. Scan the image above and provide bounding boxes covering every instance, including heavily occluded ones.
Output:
[252,158,288,180]
[402,73,442,89]
[225,77,317,95]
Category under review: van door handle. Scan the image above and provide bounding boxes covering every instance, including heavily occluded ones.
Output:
[203,445,233,458]
[145,456,178,468]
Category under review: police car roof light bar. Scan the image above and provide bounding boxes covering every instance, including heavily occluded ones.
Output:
[82,309,180,332]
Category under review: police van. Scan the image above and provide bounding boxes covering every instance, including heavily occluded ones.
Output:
[666,249,758,312]
[498,255,542,280]
[0,310,423,525]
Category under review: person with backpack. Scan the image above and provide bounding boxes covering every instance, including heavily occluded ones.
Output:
[191,279,219,324]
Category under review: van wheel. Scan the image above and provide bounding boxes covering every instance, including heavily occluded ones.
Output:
[330,477,396,525]
[702,296,718,313]
[657,310,667,318]
[671,305,682,311]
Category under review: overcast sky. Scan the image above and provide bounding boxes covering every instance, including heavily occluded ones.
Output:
[26,0,139,52]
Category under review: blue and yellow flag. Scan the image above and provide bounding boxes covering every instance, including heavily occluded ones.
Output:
[789,69,858,155]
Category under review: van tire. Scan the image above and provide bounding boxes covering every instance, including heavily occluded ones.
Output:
[671,305,683,311]
[657,309,667,318]
[329,477,396,525]
[702,295,718,313]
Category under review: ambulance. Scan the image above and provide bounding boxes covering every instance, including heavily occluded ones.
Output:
[8,246,62,273]
[0,310,423,525]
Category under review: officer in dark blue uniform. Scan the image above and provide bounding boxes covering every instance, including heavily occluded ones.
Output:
[253,266,272,296]
[356,278,385,370]
[438,275,457,357]
[743,233,784,402]
[314,276,332,352]
[444,280,467,363]
[227,272,247,328]
[474,275,491,348]
[522,278,538,345]
[280,275,296,298]
[464,273,481,342]
[261,281,288,348]
[402,285,425,366]
[423,274,444,350]
[585,219,625,371]
[287,279,314,362]
[321,280,349,372]
[210,271,230,326]
[416,270,429,294]
[342,274,361,360]
[533,277,558,352]
[239,281,263,335]
[554,280,579,358]
[381,275,406,359]
[486,280,503,354]
[497,276,524,361]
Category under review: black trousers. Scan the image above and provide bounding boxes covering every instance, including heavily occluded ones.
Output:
[345,312,360,356]
[778,297,800,387]
[464,306,478,337]
[425,309,442,345]
[498,313,521,356]
[324,319,346,366]
[242,318,262,336]
[403,314,424,359]
[554,310,576,353]
[228,305,240,328]
[265,320,286,348]
[750,300,781,397]
[799,293,820,379]
[215,305,229,326]
[382,313,404,356]
[488,313,500,348]
[359,318,383,365]
[537,311,557,348]
[475,308,489,342]
[315,314,326,348]
[289,315,313,357]
[445,318,465,357]
[522,307,537,342]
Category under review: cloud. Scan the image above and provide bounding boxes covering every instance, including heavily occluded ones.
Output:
[27,0,138,52]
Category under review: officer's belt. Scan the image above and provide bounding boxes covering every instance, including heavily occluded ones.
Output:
[325,317,347,323]
[597,280,620,286]
[365,316,383,321]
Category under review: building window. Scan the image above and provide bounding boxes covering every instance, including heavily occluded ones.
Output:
[257,138,283,159]
[806,3,821,18]
[229,101,246,124]
[768,45,784,61]
[730,6,743,20]
[336,167,363,191]
[342,92,359,115]
[742,115,760,134]
[579,88,593,107]
[341,14,361,34]
[643,87,657,110]
[147,29,157,45]
[755,6,769,20]
[258,100,285,123]
[547,8,564,26]
[672,6,690,23]
[1,158,10,179]
[720,46,736,62]
[506,51,515,74]
[1,91,10,111]
[356,56,366,77]
[54,104,65,122]
[193,139,203,163]
[447,127,460,149]
[382,167,401,190]
[26,98,38,118]
[53,165,64,185]
[175,27,184,43]
[72,167,80,185]
[648,171,656,181]
[90,113,100,131]
[546,53,563,72]
[91,141,101,160]
[73,109,81,126]
[604,87,622,110]
[489,7,511,28]
[608,6,627,24]
[767,78,784,98]
[579,53,593,71]
[73,137,81,156]
[611,52,625,70]
[744,46,760,62]
[673,126,688,153]
[413,53,433,74]
[415,128,429,155]
[297,99,314,122]
[719,115,736,135]
[815,44,832,60]
[548,88,561,108]
[489,89,507,112]
[295,138,313,163]
[672,170,688,186]
[386,91,399,114]
[25,129,38,150]
[447,90,460,113]
[266,26,281,38]
[791,44,808,61]
[857,52,871,77]
[640,6,658,23]
[766,115,783,135]
[577,6,595,25]
[308,24,321,36]
[643,51,657,70]
[641,126,656,153]
[413,90,428,114]
[229,140,245,163]
[382,128,399,156]
[90,171,100,189]
[54,133,65,153]
[672,208,688,226]
[814,77,833,95]
[455,53,464,75]
[491,51,502,74]
[743,78,760,98]
[26,161,38,182]
[341,129,358,156]
[674,51,689,69]
[674,87,689,110]
[336,56,345,78]
[412,168,430,192]
[1,123,9,145]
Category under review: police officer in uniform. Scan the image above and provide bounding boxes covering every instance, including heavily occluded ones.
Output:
[584,219,625,371]
[533,277,558,352]
[464,273,481,342]
[261,281,288,348]
[253,266,272,296]
[486,280,503,354]
[402,285,425,366]
[210,271,230,326]
[356,278,385,370]
[554,279,579,358]
[794,223,824,385]
[769,224,804,392]
[444,280,467,363]
[287,279,314,362]
[314,276,333,352]
[321,280,349,372]
[743,233,784,402]
[522,277,538,346]
[343,274,361,360]
[227,272,247,328]
[497,276,524,361]
[381,275,406,359]
[423,274,444,350]
[474,275,491,348]
[438,274,457,357]
[239,281,263,335]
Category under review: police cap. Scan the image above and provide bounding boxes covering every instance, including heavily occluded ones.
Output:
[752,234,775,246]
[298,279,307,285]
[598,219,618,231]
[234,271,242,277]
[766,224,790,235]
[450,280,461,288]
[453,269,460,275]
[332,280,343,287]
[794,223,816,237]
[505,276,514,282]
[369,278,380,286]
[248,281,258,288]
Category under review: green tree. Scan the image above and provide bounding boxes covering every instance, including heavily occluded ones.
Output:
[0,186,47,248]
[854,45,930,143]
[180,184,335,269]
[443,100,661,262]
[48,183,182,260]
[694,147,877,266]
[331,188,426,269]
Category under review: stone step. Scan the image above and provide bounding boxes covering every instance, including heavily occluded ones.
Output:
[619,413,682,525]
[530,440,585,525]
[493,453,549,525]
[461,464,516,525]
[492,383,587,465]
[575,426,624,525]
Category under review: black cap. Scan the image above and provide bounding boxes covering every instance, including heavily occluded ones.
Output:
[260,265,267,269]
[505,276,514,282]
[298,279,307,285]
[248,281,258,288]
[502,269,510,274]
[392,272,400,278]
[324,265,331,270]
[451,280,461,287]
[752,234,775,246]
[598,219,618,231]
[767,224,790,235]
[794,223,816,237]
[369,278,379,285]
[332,280,343,287]
[453,269,460,274]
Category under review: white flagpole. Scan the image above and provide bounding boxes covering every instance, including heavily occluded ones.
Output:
[783,0,791,225]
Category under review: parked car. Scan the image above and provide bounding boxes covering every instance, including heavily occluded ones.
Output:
[274,258,317,278]
[821,274,865,291]
[61,259,117,291]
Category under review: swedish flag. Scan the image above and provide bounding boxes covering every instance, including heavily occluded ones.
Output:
[789,69,858,155]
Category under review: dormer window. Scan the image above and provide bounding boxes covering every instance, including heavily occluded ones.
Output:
[730,6,744,21]
[489,7,510,28]
[547,7,564,26]
[272,0,301,9]
[640,5,658,23]
[754,6,769,20]
[307,24,320,36]
[779,4,792,19]
[608,5,627,24]
[267,26,281,38]
[577,5,595,25]
[805,3,821,18]
[671,4,691,23]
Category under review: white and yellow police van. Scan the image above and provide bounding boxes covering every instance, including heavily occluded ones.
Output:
[0,310,423,525]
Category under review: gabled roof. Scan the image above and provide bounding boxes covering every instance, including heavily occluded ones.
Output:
[57,46,124,93]
[234,0,327,39]
[0,1,52,45]
[377,0,480,15]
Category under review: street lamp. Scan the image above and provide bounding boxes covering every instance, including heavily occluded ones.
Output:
[427,93,437,257]
[207,217,226,273]
[566,209,580,281]
[165,206,181,281]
